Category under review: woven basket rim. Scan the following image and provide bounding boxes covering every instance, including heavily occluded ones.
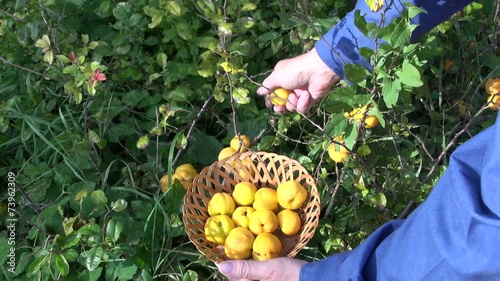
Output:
[182,151,321,262]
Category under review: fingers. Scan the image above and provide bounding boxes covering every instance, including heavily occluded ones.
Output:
[218,258,306,281]
[286,89,314,114]
[220,260,275,280]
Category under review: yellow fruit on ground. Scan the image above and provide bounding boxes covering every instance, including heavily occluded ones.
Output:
[232,206,255,228]
[230,135,251,152]
[218,147,237,161]
[232,182,258,206]
[487,94,500,111]
[485,78,500,95]
[248,209,278,235]
[160,174,179,193]
[277,209,301,236]
[269,88,291,106]
[328,136,350,163]
[204,215,235,245]
[224,227,255,259]
[276,180,308,210]
[208,192,236,216]
[253,188,279,212]
[252,233,282,261]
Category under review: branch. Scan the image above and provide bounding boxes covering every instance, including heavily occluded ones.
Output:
[172,94,215,167]
[0,8,26,22]
[0,56,43,76]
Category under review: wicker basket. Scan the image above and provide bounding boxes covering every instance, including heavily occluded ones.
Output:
[182,151,321,263]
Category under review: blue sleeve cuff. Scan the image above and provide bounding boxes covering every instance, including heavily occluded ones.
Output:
[300,113,500,280]
[315,0,471,80]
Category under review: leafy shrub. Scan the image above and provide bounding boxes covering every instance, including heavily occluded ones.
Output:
[0,0,499,280]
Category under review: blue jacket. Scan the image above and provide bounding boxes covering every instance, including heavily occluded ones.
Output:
[303,0,500,280]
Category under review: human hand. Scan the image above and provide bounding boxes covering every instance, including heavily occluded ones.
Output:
[257,48,340,115]
[217,257,307,281]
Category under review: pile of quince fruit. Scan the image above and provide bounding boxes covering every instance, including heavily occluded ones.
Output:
[204,179,308,261]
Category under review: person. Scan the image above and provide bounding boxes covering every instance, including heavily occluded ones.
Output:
[218,0,500,280]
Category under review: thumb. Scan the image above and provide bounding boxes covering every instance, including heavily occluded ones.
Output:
[218,260,277,280]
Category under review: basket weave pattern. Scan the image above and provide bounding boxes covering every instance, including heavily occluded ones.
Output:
[182,152,321,262]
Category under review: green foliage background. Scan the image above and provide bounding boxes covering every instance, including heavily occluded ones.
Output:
[0,0,499,280]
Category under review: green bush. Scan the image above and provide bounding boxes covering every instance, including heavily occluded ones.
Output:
[0,0,499,280]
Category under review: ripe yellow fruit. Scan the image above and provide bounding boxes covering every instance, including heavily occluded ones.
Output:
[218,147,237,161]
[232,206,255,228]
[208,192,236,216]
[269,88,291,106]
[230,135,251,152]
[232,182,258,206]
[487,94,500,111]
[253,188,279,213]
[485,78,500,95]
[276,180,308,210]
[224,227,255,259]
[204,215,235,245]
[346,105,380,129]
[175,164,197,178]
[277,209,301,236]
[248,209,278,235]
[161,164,198,192]
[235,158,255,179]
[328,136,350,163]
[160,174,178,193]
[252,233,282,261]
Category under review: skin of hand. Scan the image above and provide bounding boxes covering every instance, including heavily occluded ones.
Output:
[217,257,307,281]
[257,47,340,115]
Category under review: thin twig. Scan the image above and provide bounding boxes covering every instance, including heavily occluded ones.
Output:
[0,8,26,22]
[172,94,215,167]
[0,56,43,76]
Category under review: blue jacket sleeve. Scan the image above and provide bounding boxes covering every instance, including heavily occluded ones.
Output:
[300,114,500,279]
[315,0,472,79]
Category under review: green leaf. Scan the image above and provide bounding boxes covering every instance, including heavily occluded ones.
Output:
[407,4,426,18]
[54,254,69,276]
[390,19,411,48]
[28,255,48,275]
[106,218,124,243]
[183,270,199,281]
[118,265,138,280]
[344,64,369,84]
[113,2,130,21]
[88,129,101,144]
[56,55,71,63]
[233,87,250,104]
[157,52,168,70]
[111,199,128,212]
[91,190,108,207]
[396,63,423,87]
[35,34,51,48]
[81,246,105,271]
[353,10,368,36]
[44,50,54,64]
[166,1,181,15]
[371,192,387,207]
[357,144,372,156]
[64,249,79,262]
[382,77,401,108]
